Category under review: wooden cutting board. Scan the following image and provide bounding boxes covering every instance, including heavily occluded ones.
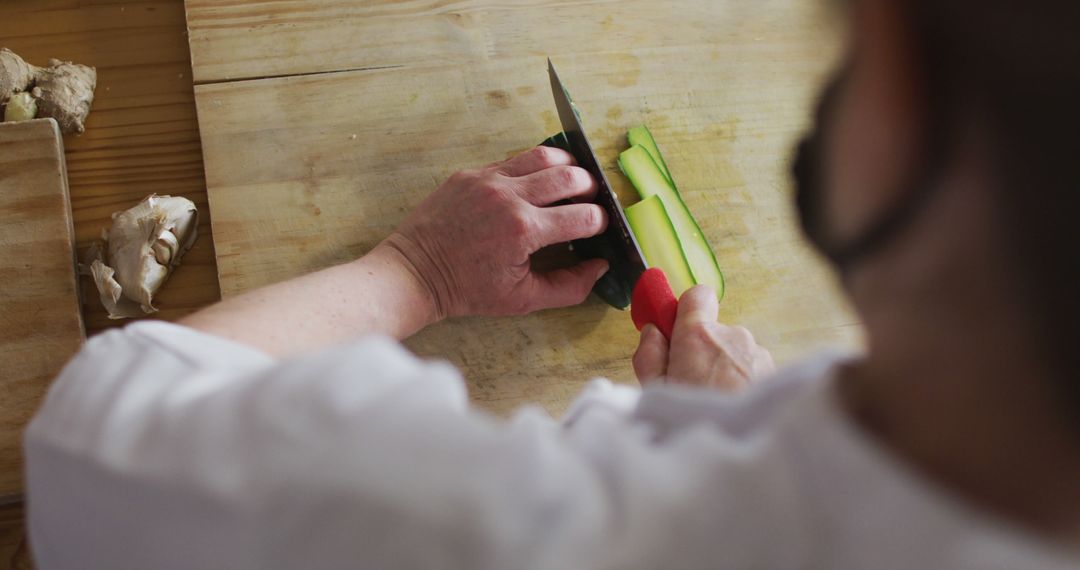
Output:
[187,0,862,416]
[0,119,85,500]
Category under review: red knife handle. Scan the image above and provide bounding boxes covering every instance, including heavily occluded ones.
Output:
[630,268,678,340]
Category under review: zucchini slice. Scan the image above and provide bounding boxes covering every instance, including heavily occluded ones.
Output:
[627,126,673,185]
[625,195,696,298]
[619,143,725,300]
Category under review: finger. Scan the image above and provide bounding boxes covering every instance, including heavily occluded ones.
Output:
[753,347,777,379]
[496,146,576,178]
[727,325,755,345]
[633,324,670,386]
[674,285,720,329]
[533,203,608,247]
[524,258,609,312]
[514,166,598,206]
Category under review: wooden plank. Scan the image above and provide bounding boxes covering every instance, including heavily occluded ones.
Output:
[0,0,221,337]
[193,0,861,417]
[0,119,85,501]
[0,502,31,570]
[1,3,219,561]
[185,0,832,84]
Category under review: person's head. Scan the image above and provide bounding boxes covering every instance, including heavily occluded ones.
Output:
[795,0,1080,407]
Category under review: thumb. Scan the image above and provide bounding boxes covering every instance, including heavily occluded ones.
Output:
[528,258,609,311]
[674,285,720,331]
[633,324,670,386]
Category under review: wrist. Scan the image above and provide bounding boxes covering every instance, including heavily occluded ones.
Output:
[373,234,447,326]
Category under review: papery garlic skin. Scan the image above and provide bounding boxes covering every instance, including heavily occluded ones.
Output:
[86,195,198,319]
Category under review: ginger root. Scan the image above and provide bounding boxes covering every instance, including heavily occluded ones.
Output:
[0,47,96,134]
[0,48,36,101]
[33,59,97,134]
[84,195,199,319]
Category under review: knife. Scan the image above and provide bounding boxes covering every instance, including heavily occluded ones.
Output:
[546,60,679,339]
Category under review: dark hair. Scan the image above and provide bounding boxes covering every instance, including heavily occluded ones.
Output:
[904,1,1080,410]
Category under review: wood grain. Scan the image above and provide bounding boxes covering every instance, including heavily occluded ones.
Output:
[0,120,84,502]
[191,0,862,418]
[0,0,221,337]
[185,0,834,84]
[0,504,31,570]
[1,1,220,566]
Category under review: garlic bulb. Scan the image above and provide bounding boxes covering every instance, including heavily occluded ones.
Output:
[85,195,198,319]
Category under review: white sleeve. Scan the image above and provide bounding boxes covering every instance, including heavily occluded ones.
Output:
[24,322,635,570]
[26,322,816,570]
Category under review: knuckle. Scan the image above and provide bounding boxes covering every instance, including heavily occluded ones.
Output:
[446,170,473,186]
[632,346,656,376]
[583,204,606,230]
[507,208,534,239]
[570,166,594,188]
[556,165,582,187]
[530,145,559,166]
[687,321,717,346]
[476,176,508,200]
[731,325,756,344]
[574,206,599,234]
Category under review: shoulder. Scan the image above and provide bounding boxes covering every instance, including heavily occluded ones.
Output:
[556,353,854,569]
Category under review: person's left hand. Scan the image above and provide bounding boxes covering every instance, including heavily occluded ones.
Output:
[383,146,610,320]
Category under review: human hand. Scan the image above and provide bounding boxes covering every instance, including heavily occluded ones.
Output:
[382,146,610,320]
[633,286,775,390]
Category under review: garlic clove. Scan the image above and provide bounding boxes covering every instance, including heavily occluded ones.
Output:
[152,230,178,265]
[86,194,199,319]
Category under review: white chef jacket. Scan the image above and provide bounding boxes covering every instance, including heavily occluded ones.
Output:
[23,321,1080,569]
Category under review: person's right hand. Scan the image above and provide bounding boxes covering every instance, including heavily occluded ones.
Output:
[633,286,775,391]
[383,146,610,320]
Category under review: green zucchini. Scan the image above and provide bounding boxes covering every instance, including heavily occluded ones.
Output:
[627,126,673,186]
[619,141,725,300]
[625,195,696,297]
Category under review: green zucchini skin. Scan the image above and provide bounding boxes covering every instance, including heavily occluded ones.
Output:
[627,126,673,186]
[540,133,633,309]
[625,195,696,297]
[619,142,725,301]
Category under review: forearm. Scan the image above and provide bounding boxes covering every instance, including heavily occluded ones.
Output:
[181,146,606,357]
[179,242,439,357]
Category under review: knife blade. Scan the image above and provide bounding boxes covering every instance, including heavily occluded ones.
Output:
[547,60,648,305]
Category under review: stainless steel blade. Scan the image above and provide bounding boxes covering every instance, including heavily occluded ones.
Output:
[547,59,648,281]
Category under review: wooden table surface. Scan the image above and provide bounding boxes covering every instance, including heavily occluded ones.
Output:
[2,0,221,337]
[0,1,219,567]
[0,1,862,566]
[187,0,862,418]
